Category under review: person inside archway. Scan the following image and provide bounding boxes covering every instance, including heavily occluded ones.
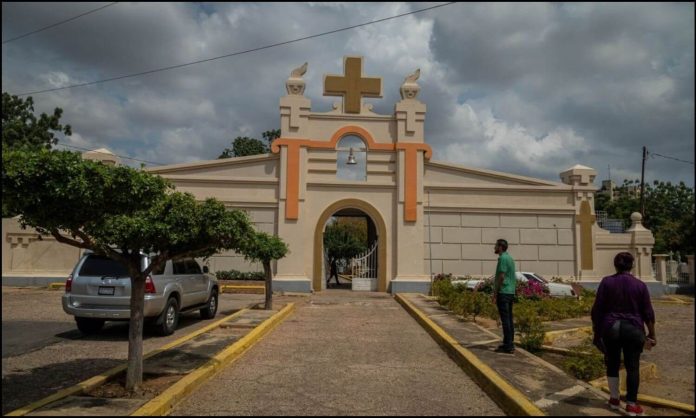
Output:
[327,258,340,288]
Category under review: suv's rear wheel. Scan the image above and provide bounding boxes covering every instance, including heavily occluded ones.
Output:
[200,288,218,319]
[75,317,105,334]
[155,297,179,336]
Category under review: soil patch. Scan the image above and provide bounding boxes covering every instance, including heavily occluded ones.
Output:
[84,373,184,400]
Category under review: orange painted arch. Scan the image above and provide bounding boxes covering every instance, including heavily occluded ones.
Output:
[272,125,432,221]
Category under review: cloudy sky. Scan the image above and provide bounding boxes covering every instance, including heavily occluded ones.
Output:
[2,2,694,186]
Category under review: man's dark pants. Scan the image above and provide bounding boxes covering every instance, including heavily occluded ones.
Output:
[496,293,515,350]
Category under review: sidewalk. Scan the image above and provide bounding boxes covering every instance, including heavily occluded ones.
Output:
[399,293,619,416]
[170,290,505,416]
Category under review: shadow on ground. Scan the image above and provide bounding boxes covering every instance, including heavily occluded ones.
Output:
[54,313,223,342]
[2,358,123,415]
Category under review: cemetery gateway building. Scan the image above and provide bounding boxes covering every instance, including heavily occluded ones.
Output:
[2,56,657,293]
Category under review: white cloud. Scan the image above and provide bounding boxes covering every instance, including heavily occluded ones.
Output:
[1,2,692,186]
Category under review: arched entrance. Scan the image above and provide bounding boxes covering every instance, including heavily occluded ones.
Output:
[313,199,388,292]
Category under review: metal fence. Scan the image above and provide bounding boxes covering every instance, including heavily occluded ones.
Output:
[653,261,690,284]
[595,210,626,233]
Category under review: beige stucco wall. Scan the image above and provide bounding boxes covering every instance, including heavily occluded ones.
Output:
[424,211,576,278]
[2,217,83,278]
[149,155,280,275]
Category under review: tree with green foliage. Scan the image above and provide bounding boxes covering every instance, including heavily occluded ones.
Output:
[2,147,256,391]
[218,129,280,158]
[241,231,288,310]
[323,221,367,277]
[595,179,695,256]
[2,92,71,150]
[2,92,73,217]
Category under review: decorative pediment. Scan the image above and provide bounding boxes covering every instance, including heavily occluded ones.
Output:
[146,154,279,180]
[424,160,570,189]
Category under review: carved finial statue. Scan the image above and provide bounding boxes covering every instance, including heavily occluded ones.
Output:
[291,62,308,78]
[286,62,308,95]
[404,68,420,83]
[400,68,421,100]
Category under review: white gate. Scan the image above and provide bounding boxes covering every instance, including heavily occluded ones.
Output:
[349,241,378,291]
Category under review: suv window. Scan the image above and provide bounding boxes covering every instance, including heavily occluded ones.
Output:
[186,260,202,275]
[173,260,188,275]
[151,260,167,275]
[79,255,130,277]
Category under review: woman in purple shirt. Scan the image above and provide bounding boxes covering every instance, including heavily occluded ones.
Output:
[591,252,656,416]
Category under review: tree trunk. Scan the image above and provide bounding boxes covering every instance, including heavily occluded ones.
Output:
[125,273,146,391]
[264,260,272,310]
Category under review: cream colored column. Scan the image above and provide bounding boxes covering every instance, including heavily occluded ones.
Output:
[653,254,668,285]
[626,212,656,281]
[390,72,430,291]
[274,64,313,289]
[687,255,695,286]
[560,165,598,281]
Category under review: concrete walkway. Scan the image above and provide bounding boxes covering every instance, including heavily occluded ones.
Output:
[401,294,619,416]
[171,290,504,416]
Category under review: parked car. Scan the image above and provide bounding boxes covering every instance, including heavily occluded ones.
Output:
[62,252,219,335]
[451,272,577,298]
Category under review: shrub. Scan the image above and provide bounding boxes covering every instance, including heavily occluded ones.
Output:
[562,337,606,381]
[476,276,495,294]
[215,270,265,281]
[432,277,457,304]
[514,301,546,353]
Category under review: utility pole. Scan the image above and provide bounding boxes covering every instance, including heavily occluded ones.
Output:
[640,146,647,217]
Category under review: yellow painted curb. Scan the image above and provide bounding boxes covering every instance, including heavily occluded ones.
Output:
[539,345,593,356]
[5,308,250,416]
[589,362,658,390]
[220,285,265,294]
[48,282,65,290]
[596,386,694,413]
[395,293,544,416]
[655,295,691,305]
[543,326,592,345]
[131,303,296,416]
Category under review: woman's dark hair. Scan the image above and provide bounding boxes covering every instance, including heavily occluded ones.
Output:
[614,252,634,273]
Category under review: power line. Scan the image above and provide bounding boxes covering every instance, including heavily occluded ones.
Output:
[55,143,165,166]
[649,151,694,165]
[16,2,456,97]
[2,2,119,45]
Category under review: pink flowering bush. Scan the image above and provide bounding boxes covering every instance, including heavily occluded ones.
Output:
[515,279,550,300]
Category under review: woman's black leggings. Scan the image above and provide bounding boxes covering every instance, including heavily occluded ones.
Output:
[603,320,645,403]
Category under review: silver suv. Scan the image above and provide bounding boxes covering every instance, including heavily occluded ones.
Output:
[62,252,219,336]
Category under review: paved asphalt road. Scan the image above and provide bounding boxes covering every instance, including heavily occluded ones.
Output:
[1,286,262,415]
[1,320,78,358]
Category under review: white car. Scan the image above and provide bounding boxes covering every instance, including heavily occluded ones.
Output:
[451,272,577,298]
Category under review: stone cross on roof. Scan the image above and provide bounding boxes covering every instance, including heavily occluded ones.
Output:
[323,56,382,114]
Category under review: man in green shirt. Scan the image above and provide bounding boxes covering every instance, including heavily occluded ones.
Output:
[492,239,516,354]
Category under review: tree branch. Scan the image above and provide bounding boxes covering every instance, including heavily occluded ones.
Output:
[50,230,92,250]
[170,247,217,261]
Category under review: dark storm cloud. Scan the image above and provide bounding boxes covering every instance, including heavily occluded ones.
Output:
[2,2,693,186]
